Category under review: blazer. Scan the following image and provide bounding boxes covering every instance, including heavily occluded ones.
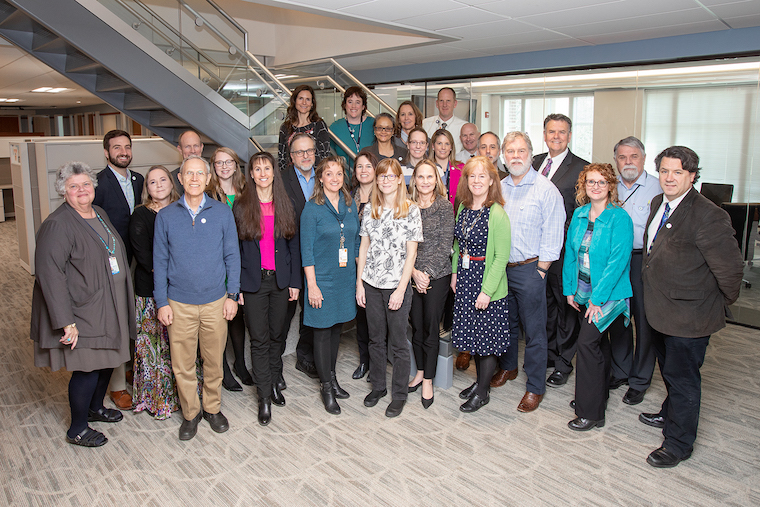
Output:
[282,165,309,219]
[562,203,633,306]
[239,206,302,293]
[642,188,743,338]
[30,203,136,350]
[93,166,144,261]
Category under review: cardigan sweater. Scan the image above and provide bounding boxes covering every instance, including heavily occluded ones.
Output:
[452,202,511,301]
[415,197,454,280]
[562,203,633,306]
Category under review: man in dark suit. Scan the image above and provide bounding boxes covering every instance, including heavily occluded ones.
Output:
[92,129,144,411]
[281,133,318,379]
[170,130,204,195]
[640,146,742,468]
[523,113,588,390]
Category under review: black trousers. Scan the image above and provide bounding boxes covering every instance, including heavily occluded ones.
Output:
[222,309,246,381]
[243,273,290,397]
[365,282,412,401]
[355,305,370,365]
[410,275,450,379]
[546,256,580,374]
[282,287,315,364]
[652,332,710,459]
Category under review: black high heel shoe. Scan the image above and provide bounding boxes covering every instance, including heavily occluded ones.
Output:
[408,380,423,393]
[421,394,434,409]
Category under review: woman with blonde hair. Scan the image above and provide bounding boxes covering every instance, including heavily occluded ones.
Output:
[356,158,423,418]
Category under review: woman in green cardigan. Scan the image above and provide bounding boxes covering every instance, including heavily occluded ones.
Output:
[451,156,511,413]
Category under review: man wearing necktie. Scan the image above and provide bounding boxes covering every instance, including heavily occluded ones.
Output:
[422,88,467,152]
[640,146,742,468]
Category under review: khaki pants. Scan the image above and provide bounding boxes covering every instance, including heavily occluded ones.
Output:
[167,296,227,420]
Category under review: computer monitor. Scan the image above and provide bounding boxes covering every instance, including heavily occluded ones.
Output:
[699,183,733,206]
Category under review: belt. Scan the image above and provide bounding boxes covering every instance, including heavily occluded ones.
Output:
[631,249,643,255]
[507,256,538,267]
[459,253,485,261]
[261,269,276,277]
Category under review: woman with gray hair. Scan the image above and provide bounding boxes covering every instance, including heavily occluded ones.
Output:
[30,161,135,447]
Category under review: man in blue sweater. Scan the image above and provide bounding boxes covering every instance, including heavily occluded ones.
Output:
[154,155,241,441]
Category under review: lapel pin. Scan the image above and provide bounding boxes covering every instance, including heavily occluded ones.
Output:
[201,218,207,224]
[666,223,672,229]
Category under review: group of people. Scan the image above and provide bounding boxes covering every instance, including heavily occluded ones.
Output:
[29,85,744,470]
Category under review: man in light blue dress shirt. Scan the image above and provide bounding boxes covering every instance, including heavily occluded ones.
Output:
[608,136,662,406]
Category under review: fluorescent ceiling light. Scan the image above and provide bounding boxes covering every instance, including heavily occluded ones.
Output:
[6,99,19,102]
[48,88,69,93]
[32,87,52,92]
[0,99,6,102]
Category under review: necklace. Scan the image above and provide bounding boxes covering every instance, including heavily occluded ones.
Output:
[461,206,485,256]
[87,212,116,255]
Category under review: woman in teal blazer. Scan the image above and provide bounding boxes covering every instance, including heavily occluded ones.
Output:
[563,163,633,431]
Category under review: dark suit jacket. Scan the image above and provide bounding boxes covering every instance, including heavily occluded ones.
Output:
[282,165,309,219]
[642,188,743,338]
[533,150,588,274]
[239,231,301,293]
[170,167,184,196]
[93,166,144,261]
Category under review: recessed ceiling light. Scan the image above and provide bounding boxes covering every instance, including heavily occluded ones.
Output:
[0,99,6,102]
[32,87,52,92]
[48,87,68,93]
[5,99,19,102]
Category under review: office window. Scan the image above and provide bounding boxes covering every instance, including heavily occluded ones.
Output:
[643,86,759,203]
[503,95,593,161]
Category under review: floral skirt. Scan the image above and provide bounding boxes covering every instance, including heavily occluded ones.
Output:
[133,297,204,419]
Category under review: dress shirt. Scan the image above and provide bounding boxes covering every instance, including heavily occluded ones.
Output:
[455,148,476,164]
[108,165,135,213]
[536,149,569,182]
[422,115,467,153]
[501,169,565,264]
[646,186,691,252]
[295,166,315,201]
[618,170,663,250]
[180,193,207,222]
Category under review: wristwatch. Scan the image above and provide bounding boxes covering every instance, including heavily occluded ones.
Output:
[227,292,240,301]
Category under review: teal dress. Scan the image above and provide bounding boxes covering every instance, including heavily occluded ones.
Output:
[300,197,361,329]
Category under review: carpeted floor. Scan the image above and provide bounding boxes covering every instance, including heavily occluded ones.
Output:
[1,218,759,506]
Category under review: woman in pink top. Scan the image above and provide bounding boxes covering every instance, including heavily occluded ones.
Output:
[431,129,463,207]
[234,152,300,426]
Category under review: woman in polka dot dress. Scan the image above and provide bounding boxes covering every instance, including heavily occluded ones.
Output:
[451,156,511,413]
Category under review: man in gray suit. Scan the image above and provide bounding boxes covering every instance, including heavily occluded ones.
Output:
[640,145,742,468]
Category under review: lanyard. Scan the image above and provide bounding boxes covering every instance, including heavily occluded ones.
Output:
[347,120,363,153]
[86,212,116,255]
[461,207,485,255]
[622,184,640,206]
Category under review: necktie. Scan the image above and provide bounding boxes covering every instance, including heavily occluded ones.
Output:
[650,202,670,252]
[541,157,552,177]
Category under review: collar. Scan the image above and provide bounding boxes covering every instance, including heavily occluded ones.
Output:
[295,166,314,181]
[181,193,207,213]
[620,169,648,190]
[108,165,131,182]
[506,167,537,187]
[663,186,692,208]
[575,202,615,223]
[547,148,569,168]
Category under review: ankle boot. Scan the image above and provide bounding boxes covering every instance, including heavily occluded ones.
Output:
[320,381,341,415]
[331,371,350,399]
[258,396,271,426]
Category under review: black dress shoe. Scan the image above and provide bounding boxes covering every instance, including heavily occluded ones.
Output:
[570,399,576,409]
[331,371,350,399]
[546,369,570,387]
[385,399,405,418]
[608,377,628,390]
[203,411,229,433]
[258,397,272,426]
[460,392,490,412]
[459,382,478,400]
[66,426,107,447]
[320,381,341,415]
[408,381,422,393]
[295,359,319,379]
[639,412,665,428]
[647,446,690,468]
[422,395,434,409]
[568,416,605,431]
[222,376,243,392]
[276,374,287,391]
[271,383,286,406]
[88,407,123,423]
[352,362,368,379]
[234,366,254,386]
[364,389,387,407]
[623,388,645,405]
[179,412,202,440]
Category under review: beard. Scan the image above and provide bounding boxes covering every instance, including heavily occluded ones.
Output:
[508,158,530,177]
[108,153,132,169]
[620,165,640,182]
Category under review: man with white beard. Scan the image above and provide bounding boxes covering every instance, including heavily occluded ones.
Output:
[498,131,565,413]
[608,136,662,405]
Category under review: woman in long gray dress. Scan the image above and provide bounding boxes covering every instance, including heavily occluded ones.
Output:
[30,161,135,447]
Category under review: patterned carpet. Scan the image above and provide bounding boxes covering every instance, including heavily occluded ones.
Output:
[1,218,759,506]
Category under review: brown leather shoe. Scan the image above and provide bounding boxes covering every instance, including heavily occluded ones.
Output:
[455,351,471,371]
[517,391,543,413]
[109,390,133,410]
[490,368,518,387]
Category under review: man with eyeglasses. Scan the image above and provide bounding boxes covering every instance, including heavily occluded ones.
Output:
[531,114,589,391]
[456,123,480,163]
[422,88,468,152]
[170,130,204,195]
[607,136,662,406]
[154,155,241,441]
[499,131,565,413]
[281,133,318,379]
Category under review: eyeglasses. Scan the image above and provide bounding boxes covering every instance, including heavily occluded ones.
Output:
[586,179,609,188]
[214,160,236,168]
[374,126,394,133]
[377,174,398,181]
[291,148,315,157]
[408,141,427,147]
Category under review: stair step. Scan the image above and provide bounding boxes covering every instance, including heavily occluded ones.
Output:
[150,111,190,128]
[96,73,132,92]
[32,31,67,53]
[124,92,161,110]
[65,51,101,73]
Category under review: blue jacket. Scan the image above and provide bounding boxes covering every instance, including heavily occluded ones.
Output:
[153,197,240,308]
[562,203,633,306]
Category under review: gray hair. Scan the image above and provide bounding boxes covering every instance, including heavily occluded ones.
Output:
[179,154,210,175]
[54,161,97,197]
[501,131,534,158]
[613,136,646,158]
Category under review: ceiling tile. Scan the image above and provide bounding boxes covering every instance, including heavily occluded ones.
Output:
[402,6,508,31]
[338,0,464,22]
[452,30,575,51]
[575,19,728,44]
[709,0,760,17]
[479,0,625,18]
[722,13,760,28]
[558,9,718,36]
[438,18,538,38]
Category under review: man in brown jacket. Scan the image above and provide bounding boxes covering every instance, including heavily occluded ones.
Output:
[640,145,743,468]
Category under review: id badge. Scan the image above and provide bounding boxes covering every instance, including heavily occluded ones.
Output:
[109,255,120,275]
[462,254,470,270]
[339,248,348,267]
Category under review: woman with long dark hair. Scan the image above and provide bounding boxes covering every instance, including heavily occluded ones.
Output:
[278,84,330,172]
[234,151,300,425]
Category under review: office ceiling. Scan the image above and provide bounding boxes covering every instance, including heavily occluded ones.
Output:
[0,0,758,110]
